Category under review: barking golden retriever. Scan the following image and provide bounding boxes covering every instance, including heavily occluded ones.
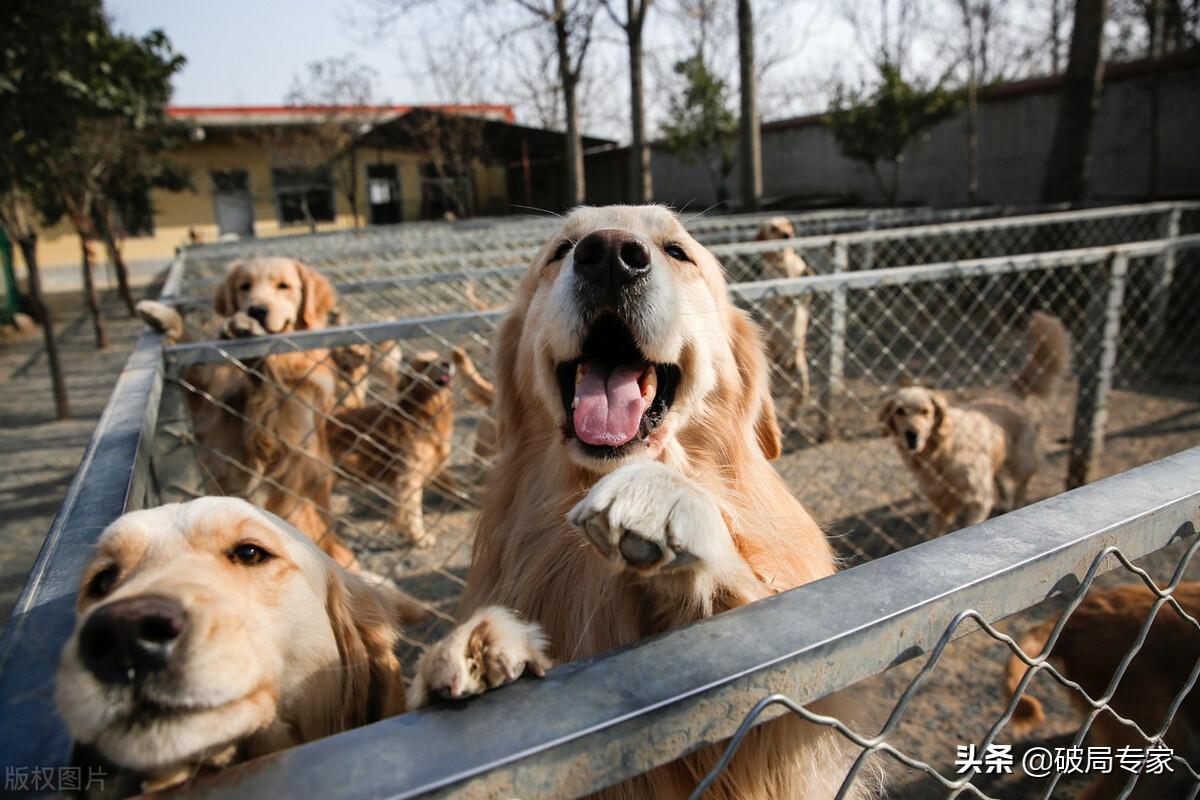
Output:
[136,258,359,569]
[55,497,423,792]
[1004,581,1200,799]
[410,206,865,799]
[328,350,456,546]
[878,312,1071,535]
[755,216,812,414]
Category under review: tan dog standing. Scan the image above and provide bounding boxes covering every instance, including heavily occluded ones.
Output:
[878,312,1071,535]
[328,351,456,547]
[55,498,422,792]
[408,206,869,800]
[136,258,358,568]
[755,216,812,416]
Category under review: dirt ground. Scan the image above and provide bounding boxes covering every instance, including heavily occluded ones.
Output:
[0,290,145,627]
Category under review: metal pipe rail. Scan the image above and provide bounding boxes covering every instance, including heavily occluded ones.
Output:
[163,235,1200,366]
[161,446,1200,799]
[168,201,1198,314]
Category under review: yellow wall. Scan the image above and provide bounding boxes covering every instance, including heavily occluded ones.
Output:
[23,130,510,270]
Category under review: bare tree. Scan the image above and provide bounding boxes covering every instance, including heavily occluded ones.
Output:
[1041,0,1110,204]
[0,192,69,417]
[737,0,762,211]
[285,56,387,229]
[603,0,655,203]
[953,0,1003,203]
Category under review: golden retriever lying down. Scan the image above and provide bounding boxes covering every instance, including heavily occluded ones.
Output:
[878,312,1071,536]
[755,216,812,414]
[1005,581,1200,799]
[328,350,455,546]
[409,206,867,799]
[55,497,423,792]
[137,258,359,569]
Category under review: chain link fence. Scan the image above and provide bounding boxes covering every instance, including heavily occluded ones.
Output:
[151,223,1200,664]
[3,204,1200,799]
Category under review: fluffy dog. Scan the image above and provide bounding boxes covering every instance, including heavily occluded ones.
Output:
[328,351,455,547]
[1005,581,1200,799]
[408,206,866,799]
[136,258,358,569]
[878,312,1071,535]
[55,497,423,792]
[755,216,811,415]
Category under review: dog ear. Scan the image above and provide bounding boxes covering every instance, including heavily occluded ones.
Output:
[877,398,897,436]
[325,569,409,728]
[728,312,782,460]
[215,261,243,317]
[930,391,950,432]
[755,393,782,461]
[297,261,337,330]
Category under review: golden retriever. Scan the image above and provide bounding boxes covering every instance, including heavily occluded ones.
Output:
[1004,581,1200,799]
[755,216,811,415]
[136,258,359,569]
[328,350,455,546]
[55,497,423,792]
[408,205,866,799]
[878,312,1071,535]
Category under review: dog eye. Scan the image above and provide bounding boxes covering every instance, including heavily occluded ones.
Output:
[277,282,290,290]
[87,565,119,599]
[229,543,273,565]
[663,243,690,262]
[551,240,574,262]
[239,282,251,292]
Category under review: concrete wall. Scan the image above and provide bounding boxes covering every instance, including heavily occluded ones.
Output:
[638,56,1200,210]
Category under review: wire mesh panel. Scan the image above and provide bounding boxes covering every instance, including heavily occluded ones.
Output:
[150,238,1200,680]
[166,204,1198,338]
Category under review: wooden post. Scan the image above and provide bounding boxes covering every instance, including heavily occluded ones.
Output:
[820,239,848,442]
[1067,252,1127,489]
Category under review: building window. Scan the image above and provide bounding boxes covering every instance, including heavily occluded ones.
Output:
[272,167,335,226]
[420,162,472,220]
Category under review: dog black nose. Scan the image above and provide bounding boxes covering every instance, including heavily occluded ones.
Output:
[79,596,188,685]
[905,430,919,450]
[246,305,269,325]
[573,229,651,292]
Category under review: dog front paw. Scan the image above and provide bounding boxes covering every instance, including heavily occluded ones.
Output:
[407,606,551,708]
[567,461,730,575]
[135,300,184,340]
[220,312,267,340]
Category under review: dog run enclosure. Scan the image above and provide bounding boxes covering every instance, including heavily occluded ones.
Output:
[1,202,1199,798]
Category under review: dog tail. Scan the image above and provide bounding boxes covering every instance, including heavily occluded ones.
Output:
[1004,621,1054,736]
[452,347,495,408]
[1013,312,1071,401]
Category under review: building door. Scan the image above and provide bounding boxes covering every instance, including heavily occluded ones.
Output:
[211,169,255,238]
[367,164,401,225]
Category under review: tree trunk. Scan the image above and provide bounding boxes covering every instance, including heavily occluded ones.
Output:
[16,236,70,419]
[78,232,108,349]
[737,0,762,212]
[95,203,137,316]
[1147,0,1164,198]
[1040,0,1108,204]
[348,145,361,228]
[555,0,586,207]
[627,1,652,204]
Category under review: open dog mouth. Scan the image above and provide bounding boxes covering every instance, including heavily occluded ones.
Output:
[555,315,680,457]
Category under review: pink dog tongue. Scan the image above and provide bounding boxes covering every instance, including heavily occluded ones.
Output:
[573,362,647,446]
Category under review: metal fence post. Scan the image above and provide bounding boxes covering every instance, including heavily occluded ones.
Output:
[1146,206,1181,348]
[1067,252,1128,489]
[819,239,848,442]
